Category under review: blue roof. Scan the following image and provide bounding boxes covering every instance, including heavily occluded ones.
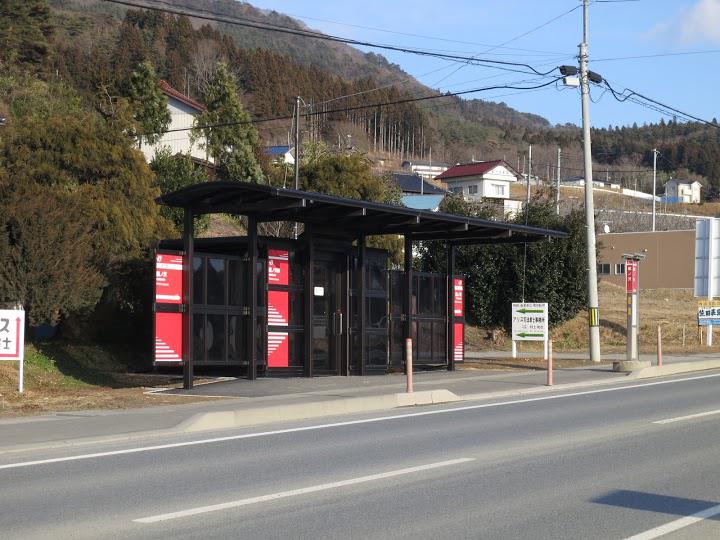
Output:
[402,195,445,211]
[391,173,447,195]
[266,145,293,155]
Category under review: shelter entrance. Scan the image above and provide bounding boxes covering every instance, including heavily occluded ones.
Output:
[312,253,346,375]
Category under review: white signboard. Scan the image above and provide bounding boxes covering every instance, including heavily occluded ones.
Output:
[511,303,548,341]
[694,218,720,297]
[0,309,25,393]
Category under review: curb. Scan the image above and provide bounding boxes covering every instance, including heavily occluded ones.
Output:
[630,359,720,379]
[178,389,463,433]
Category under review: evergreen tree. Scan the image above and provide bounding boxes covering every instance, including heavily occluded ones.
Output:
[124,61,170,145]
[193,62,264,182]
[0,0,53,68]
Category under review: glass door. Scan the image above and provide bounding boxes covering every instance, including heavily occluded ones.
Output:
[312,255,345,374]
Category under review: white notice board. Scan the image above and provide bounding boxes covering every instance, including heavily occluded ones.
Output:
[511,303,548,341]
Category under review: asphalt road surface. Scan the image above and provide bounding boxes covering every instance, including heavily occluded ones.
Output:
[2,371,720,539]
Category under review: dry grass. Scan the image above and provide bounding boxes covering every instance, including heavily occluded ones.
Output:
[0,344,221,417]
[468,282,715,354]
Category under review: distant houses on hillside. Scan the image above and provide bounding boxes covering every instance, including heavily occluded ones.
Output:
[664,179,702,203]
[139,80,210,164]
[435,160,523,216]
[401,159,449,180]
[391,172,446,211]
[265,145,295,166]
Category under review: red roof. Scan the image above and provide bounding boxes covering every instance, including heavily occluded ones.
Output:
[436,160,520,180]
[158,80,206,112]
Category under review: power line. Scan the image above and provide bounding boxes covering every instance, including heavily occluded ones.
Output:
[101,0,559,77]
[594,49,720,62]
[145,77,564,136]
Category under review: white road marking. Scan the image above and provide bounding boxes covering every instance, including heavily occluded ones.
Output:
[625,503,720,540]
[1,372,720,471]
[133,457,474,523]
[653,408,720,425]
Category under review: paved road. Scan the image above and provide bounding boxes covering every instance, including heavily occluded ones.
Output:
[2,371,720,539]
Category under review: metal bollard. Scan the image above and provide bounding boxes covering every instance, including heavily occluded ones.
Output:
[657,325,663,367]
[405,338,413,393]
[547,339,553,386]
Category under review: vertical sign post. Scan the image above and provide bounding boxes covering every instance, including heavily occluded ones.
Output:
[623,254,643,364]
[452,277,465,366]
[0,308,25,393]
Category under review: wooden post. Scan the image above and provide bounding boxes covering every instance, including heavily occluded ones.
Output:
[657,325,663,367]
[547,339,553,386]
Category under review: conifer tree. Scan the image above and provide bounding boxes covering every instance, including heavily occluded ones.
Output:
[193,62,264,182]
[124,61,170,145]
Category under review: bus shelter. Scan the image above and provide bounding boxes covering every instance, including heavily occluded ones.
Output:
[154,181,566,388]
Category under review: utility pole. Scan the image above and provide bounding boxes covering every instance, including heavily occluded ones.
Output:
[525,145,532,211]
[294,96,301,239]
[556,147,562,215]
[580,0,601,362]
[652,148,658,231]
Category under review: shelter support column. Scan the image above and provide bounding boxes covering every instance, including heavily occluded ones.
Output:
[304,225,314,377]
[404,235,413,372]
[246,216,258,380]
[183,208,194,390]
[358,235,366,375]
[447,243,456,372]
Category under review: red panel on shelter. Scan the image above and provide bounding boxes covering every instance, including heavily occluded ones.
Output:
[268,249,290,286]
[453,278,464,317]
[155,312,183,363]
[155,253,184,304]
[267,332,289,367]
[453,322,464,364]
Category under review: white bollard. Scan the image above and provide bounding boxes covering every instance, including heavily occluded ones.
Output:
[405,338,413,394]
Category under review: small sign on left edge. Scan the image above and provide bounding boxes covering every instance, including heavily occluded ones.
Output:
[0,308,25,393]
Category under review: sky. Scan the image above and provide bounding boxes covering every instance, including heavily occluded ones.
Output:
[246,0,720,128]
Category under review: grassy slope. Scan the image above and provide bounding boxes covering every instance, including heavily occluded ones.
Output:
[467,281,714,354]
[0,344,213,416]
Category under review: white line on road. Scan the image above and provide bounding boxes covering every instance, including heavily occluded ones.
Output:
[653,408,720,425]
[2,372,720,471]
[625,503,720,540]
[133,458,475,524]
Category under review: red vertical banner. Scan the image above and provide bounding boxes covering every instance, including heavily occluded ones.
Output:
[626,260,638,293]
[453,278,464,317]
[268,249,289,285]
[267,289,289,367]
[453,322,464,364]
[155,253,184,304]
[154,252,185,364]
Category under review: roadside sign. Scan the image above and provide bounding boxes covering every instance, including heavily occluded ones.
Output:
[626,259,638,293]
[698,300,720,326]
[0,308,25,393]
[154,252,184,365]
[511,303,548,341]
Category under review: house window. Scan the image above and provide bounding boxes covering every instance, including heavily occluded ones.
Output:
[615,263,625,275]
[494,184,505,197]
[468,185,478,195]
[597,263,611,275]
[449,186,463,194]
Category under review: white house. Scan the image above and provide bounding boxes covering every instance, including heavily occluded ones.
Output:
[436,160,522,216]
[664,179,702,203]
[265,145,295,166]
[401,159,450,180]
[139,80,210,163]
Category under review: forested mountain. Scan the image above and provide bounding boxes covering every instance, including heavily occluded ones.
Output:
[4,0,720,197]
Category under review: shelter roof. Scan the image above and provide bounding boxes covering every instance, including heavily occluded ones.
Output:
[157,181,567,245]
